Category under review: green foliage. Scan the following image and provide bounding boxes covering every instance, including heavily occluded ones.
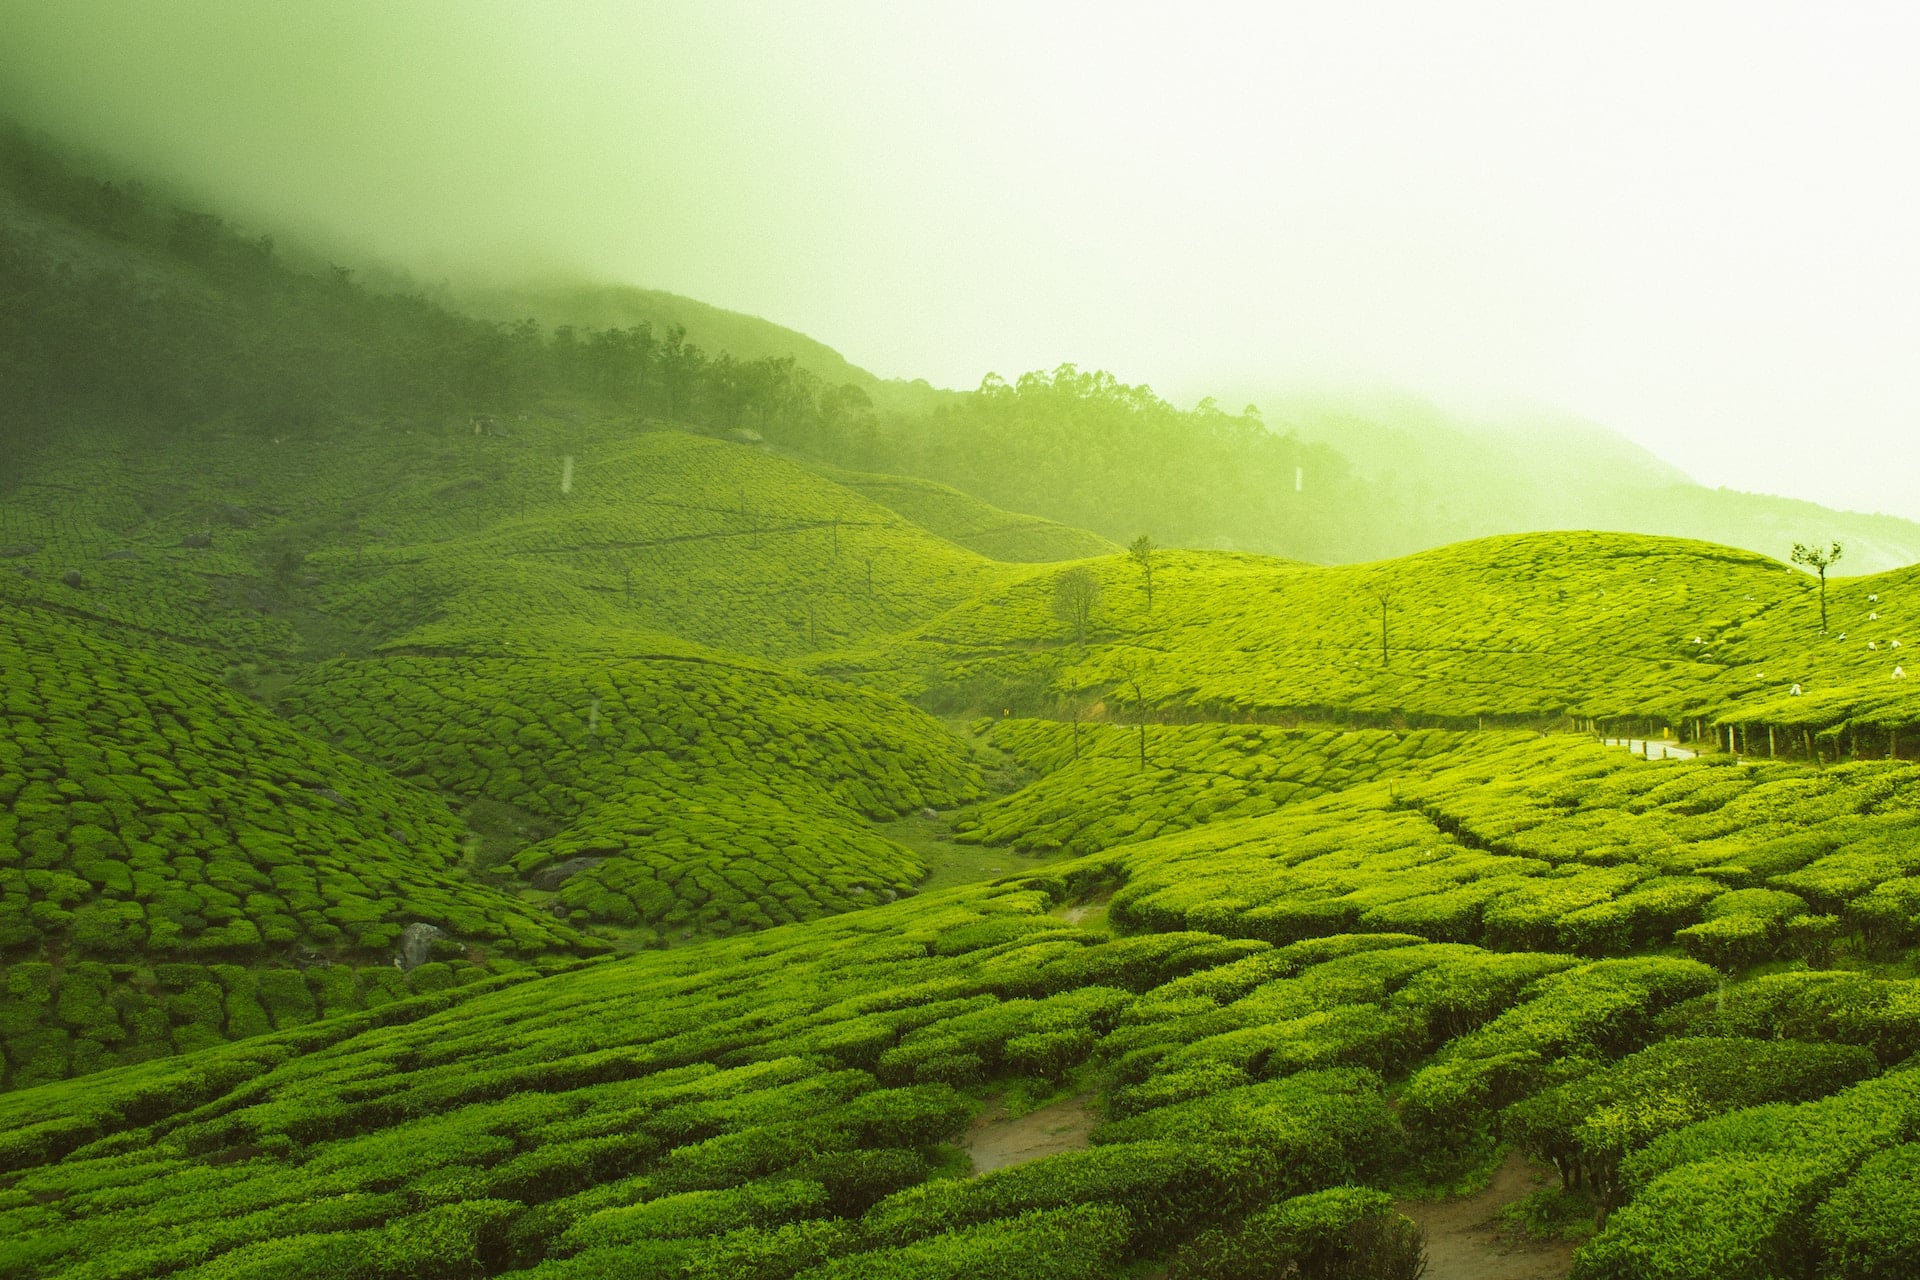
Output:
[1572,1067,1920,1280]
[282,644,979,933]
[1813,1142,1920,1280]
[1167,1186,1426,1280]
[1503,1036,1878,1212]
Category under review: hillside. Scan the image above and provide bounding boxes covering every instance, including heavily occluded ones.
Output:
[15,731,1920,1278]
[799,464,1120,564]
[8,121,1917,573]
[456,281,953,418]
[812,530,1920,748]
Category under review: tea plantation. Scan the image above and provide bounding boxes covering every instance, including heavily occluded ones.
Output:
[279,647,983,939]
[18,134,1920,1277]
[0,605,594,1089]
[9,386,1920,1274]
[799,465,1121,564]
[0,420,1026,664]
[814,531,1920,748]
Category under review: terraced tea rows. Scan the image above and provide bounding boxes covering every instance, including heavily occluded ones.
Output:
[814,532,1920,743]
[800,465,1119,563]
[0,953,524,1093]
[954,721,1464,856]
[0,606,594,1085]
[1108,735,1920,966]
[0,874,1628,1279]
[280,646,983,940]
[0,607,585,961]
[2,422,1030,664]
[11,834,1920,1280]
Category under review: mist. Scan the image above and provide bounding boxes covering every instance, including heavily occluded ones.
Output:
[4,0,1919,520]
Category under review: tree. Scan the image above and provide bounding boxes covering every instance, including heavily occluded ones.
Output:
[1053,567,1102,645]
[1111,652,1153,771]
[1791,541,1843,631]
[1128,534,1159,612]
[1368,587,1395,666]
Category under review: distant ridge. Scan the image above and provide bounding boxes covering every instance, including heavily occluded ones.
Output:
[457,279,953,416]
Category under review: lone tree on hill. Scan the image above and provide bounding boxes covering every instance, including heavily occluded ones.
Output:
[1111,652,1154,771]
[1791,541,1843,632]
[1128,534,1159,612]
[1368,586,1396,667]
[1053,567,1102,645]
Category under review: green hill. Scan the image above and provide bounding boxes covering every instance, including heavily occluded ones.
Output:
[800,464,1119,563]
[280,642,983,943]
[811,530,1920,748]
[0,605,596,1089]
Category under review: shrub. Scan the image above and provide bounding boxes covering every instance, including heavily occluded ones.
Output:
[1813,1142,1920,1280]
[1168,1186,1426,1280]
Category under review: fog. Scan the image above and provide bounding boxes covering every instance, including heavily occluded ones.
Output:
[5,1,1919,519]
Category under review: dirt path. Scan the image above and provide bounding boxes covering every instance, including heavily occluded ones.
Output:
[1399,1151,1576,1280]
[1603,736,1696,761]
[961,1094,1098,1175]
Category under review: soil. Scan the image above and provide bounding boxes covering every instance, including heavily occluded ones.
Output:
[961,1093,1099,1175]
[1399,1151,1578,1280]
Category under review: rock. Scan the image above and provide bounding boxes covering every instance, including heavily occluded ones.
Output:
[16,566,34,579]
[181,531,214,548]
[0,544,39,558]
[548,903,570,919]
[920,807,938,820]
[101,549,138,561]
[396,922,444,971]
[307,785,361,814]
[60,569,83,589]
[386,828,411,848]
[530,855,607,891]
[214,503,252,528]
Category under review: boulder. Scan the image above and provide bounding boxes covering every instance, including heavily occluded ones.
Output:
[396,922,445,971]
[181,531,214,548]
[60,569,83,589]
[0,544,39,558]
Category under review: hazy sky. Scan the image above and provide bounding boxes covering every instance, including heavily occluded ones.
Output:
[4,2,1919,518]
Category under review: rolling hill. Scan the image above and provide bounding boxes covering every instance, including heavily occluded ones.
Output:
[810,530,1920,748]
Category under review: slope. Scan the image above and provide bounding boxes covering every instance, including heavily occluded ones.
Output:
[279,638,984,943]
[811,530,1920,743]
[799,463,1119,563]
[22,723,1920,1279]
[0,604,597,1090]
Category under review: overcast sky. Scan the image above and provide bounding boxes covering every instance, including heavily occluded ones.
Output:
[4,2,1918,518]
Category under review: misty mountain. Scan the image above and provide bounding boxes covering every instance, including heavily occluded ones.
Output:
[5,122,1917,573]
